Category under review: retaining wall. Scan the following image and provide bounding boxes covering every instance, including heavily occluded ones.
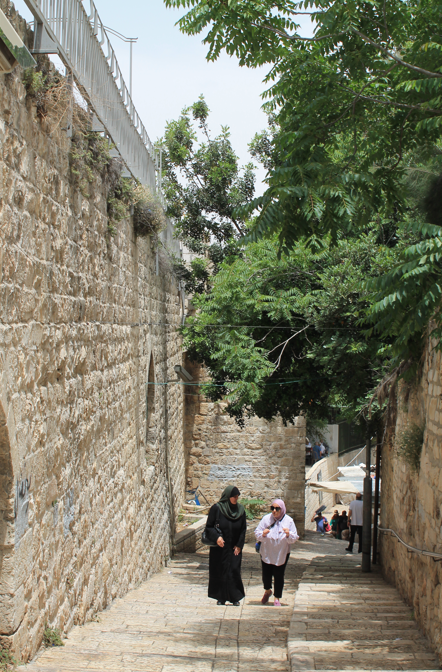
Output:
[0,16,186,658]
[184,361,306,537]
[380,342,442,662]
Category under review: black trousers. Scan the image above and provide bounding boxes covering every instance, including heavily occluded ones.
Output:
[261,554,290,598]
[348,525,362,552]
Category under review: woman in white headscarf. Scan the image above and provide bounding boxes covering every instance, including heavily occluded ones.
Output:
[254,498,299,606]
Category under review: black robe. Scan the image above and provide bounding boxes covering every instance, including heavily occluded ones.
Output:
[206,504,247,603]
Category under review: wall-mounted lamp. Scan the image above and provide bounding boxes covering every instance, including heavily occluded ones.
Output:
[0,9,36,73]
[173,365,193,383]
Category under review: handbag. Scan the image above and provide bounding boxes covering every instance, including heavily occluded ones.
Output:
[255,515,285,553]
[201,504,223,547]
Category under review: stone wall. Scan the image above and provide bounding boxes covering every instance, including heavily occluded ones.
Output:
[380,341,442,662]
[0,33,186,660]
[184,361,306,537]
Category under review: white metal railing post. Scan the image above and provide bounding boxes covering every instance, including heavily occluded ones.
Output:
[23,0,180,256]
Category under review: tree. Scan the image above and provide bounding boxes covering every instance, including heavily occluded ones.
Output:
[160,95,255,293]
[181,226,407,426]
[165,0,442,245]
[166,0,442,370]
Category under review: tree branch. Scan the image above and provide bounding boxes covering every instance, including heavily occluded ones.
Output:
[336,83,442,115]
[351,28,442,79]
[267,326,309,369]
[250,20,343,43]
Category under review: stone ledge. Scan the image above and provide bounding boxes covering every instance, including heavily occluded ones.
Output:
[172,516,207,554]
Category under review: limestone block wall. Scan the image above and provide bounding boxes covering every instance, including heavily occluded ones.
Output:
[0,38,186,660]
[380,342,442,662]
[184,362,306,536]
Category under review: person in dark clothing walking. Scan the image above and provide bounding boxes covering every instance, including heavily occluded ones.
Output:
[337,510,348,540]
[205,485,247,605]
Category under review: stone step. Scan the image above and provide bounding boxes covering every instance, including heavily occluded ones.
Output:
[288,556,439,672]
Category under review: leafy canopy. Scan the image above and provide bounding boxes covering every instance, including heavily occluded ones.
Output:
[182,227,406,426]
[167,0,442,380]
[165,0,442,248]
[160,95,255,293]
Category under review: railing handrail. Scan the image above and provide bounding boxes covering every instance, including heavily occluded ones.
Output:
[379,526,442,560]
[23,0,180,256]
[24,0,157,186]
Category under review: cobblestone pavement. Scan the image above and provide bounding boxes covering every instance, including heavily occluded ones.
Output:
[24,533,439,672]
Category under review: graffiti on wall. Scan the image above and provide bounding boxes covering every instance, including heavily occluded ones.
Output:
[14,476,31,546]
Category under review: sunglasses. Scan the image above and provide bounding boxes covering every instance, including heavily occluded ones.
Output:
[270,506,281,511]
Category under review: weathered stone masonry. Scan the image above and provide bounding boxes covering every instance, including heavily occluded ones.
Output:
[380,342,442,663]
[184,359,306,537]
[0,21,186,660]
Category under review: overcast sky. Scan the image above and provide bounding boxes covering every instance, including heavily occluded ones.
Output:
[15,0,314,194]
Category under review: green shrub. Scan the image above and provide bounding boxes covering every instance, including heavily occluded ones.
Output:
[397,422,425,472]
[22,68,46,96]
[0,648,16,671]
[70,131,113,197]
[132,185,166,237]
[107,177,137,225]
[43,625,64,648]
[241,498,266,520]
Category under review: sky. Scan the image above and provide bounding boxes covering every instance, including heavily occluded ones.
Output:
[15,0,314,194]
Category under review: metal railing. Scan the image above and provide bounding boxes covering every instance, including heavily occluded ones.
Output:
[379,526,442,561]
[24,0,160,192]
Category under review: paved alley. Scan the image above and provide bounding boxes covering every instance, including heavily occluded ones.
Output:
[24,533,439,672]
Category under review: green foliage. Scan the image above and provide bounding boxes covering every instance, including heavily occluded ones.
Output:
[70,131,113,197]
[43,625,64,647]
[107,177,138,230]
[181,228,398,426]
[22,67,46,96]
[0,648,16,672]
[396,422,425,471]
[133,185,167,237]
[160,95,255,293]
[167,0,442,379]
[166,0,442,245]
[241,498,266,520]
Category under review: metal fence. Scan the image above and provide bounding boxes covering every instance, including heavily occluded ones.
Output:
[23,0,180,255]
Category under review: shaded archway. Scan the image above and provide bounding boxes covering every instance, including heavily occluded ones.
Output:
[0,401,16,635]
[146,354,157,465]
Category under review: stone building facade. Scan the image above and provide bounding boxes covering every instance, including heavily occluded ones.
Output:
[380,340,442,662]
[0,22,186,659]
[184,360,306,537]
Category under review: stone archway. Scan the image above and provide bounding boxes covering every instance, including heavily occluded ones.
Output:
[0,401,16,636]
[145,354,157,465]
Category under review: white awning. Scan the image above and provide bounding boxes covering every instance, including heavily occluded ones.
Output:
[308,480,360,495]
[338,466,366,479]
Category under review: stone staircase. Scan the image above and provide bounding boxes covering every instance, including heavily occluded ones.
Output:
[288,552,440,671]
[22,533,439,672]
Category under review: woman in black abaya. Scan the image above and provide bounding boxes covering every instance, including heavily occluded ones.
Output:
[205,485,247,605]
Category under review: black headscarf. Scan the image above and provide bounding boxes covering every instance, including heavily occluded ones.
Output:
[217,485,245,521]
